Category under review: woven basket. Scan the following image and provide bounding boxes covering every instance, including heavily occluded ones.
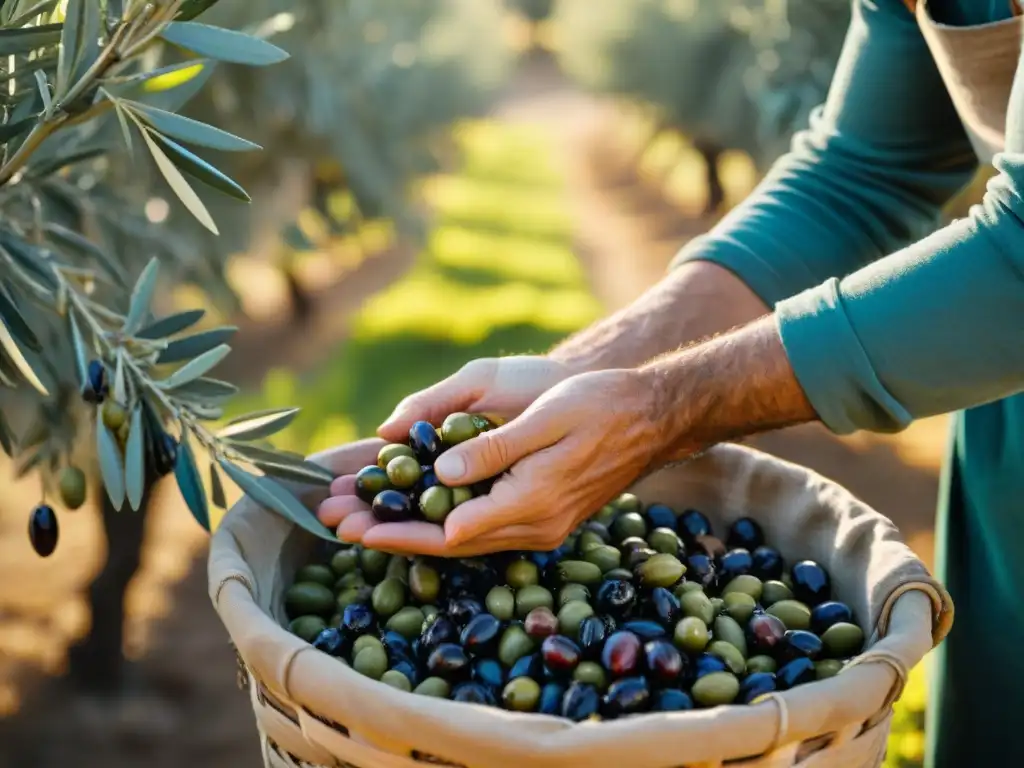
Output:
[209,439,952,768]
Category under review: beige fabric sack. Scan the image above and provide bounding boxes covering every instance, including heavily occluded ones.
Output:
[209,439,953,768]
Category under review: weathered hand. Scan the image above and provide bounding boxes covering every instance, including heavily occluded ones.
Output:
[354,368,664,555]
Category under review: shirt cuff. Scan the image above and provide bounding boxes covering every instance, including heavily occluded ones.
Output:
[775,278,913,435]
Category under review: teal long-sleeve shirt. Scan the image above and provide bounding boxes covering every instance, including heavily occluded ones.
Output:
[671,1,1024,766]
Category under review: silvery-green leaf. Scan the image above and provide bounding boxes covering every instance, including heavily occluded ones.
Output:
[209,462,226,509]
[113,99,133,154]
[218,459,335,542]
[156,326,236,364]
[160,22,289,66]
[247,458,334,487]
[34,69,52,117]
[159,343,230,389]
[170,377,238,404]
[125,405,145,511]
[140,126,218,234]
[106,60,215,113]
[56,0,101,99]
[97,410,125,510]
[125,101,259,152]
[124,256,159,335]
[0,316,48,395]
[0,233,58,291]
[0,117,37,143]
[0,410,12,456]
[175,436,210,531]
[176,0,221,22]
[8,1,60,27]
[0,24,62,56]
[136,309,205,340]
[218,407,299,442]
[0,282,40,352]
[112,353,126,404]
[67,310,89,390]
[105,0,123,26]
[150,132,250,202]
[44,222,128,286]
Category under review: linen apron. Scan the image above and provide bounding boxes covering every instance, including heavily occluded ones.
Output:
[908,2,1024,766]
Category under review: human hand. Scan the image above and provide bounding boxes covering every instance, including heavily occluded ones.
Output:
[349,368,668,556]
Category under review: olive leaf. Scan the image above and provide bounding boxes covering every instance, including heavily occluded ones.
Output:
[8,1,61,27]
[218,459,336,542]
[149,132,250,202]
[0,281,41,352]
[136,308,205,340]
[175,435,210,531]
[56,0,101,99]
[209,461,226,509]
[124,404,145,511]
[0,23,62,56]
[44,222,129,286]
[0,234,59,292]
[140,124,218,234]
[170,376,237,402]
[160,22,289,66]
[67,309,89,390]
[225,441,333,485]
[0,315,48,395]
[218,407,299,442]
[124,101,260,152]
[97,410,126,510]
[112,352,126,404]
[112,99,134,153]
[176,0,223,23]
[156,326,237,364]
[159,343,231,389]
[0,409,13,457]
[123,256,159,335]
[0,117,37,143]
[34,69,52,117]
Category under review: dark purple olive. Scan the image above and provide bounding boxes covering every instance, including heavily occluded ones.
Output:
[600,631,641,678]
[780,630,823,663]
[416,467,440,494]
[751,546,784,581]
[82,359,107,403]
[626,547,657,570]
[727,517,764,550]
[776,657,816,689]
[448,560,499,599]
[539,682,566,715]
[810,601,854,635]
[739,672,777,703]
[371,489,413,523]
[719,548,753,581]
[651,688,694,711]
[447,597,484,627]
[381,630,412,661]
[354,466,391,504]
[581,521,611,543]
[391,660,421,687]
[471,658,505,689]
[452,681,497,705]
[648,587,681,626]
[461,613,501,655]
[746,613,787,656]
[595,579,636,619]
[618,536,649,553]
[561,682,600,721]
[152,432,179,476]
[28,504,59,558]
[341,603,375,636]
[643,640,684,686]
[677,509,712,542]
[427,643,470,679]
[530,550,561,570]
[312,628,349,657]
[578,616,610,660]
[620,620,667,642]
[644,504,677,531]
[471,477,495,497]
[685,553,718,591]
[694,653,729,679]
[791,560,831,606]
[408,420,443,464]
[508,652,544,681]
[602,676,650,718]
[421,615,459,650]
[541,635,581,675]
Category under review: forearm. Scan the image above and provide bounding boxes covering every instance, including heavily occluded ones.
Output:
[548,261,768,374]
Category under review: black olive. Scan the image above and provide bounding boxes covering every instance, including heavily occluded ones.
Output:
[677,509,712,542]
[718,548,753,581]
[354,466,391,504]
[381,630,412,661]
[152,432,179,476]
[28,504,59,558]
[391,660,421,687]
[618,536,649,553]
[452,681,497,705]
[578,616,610,660]
[626,547,657,570]
[341,604,376,636]
[602,676,651,718]
[644,503,677,531]
[538,682,566,715]
[427,643,470,679]
[776,657,816,689]
[371,489,414,523]
[738,671,777,703]
[421,615,459,650]
[643,640,684,686]
[471,658,505,689]
[746,613,787,656]
[541,635,582,676]
[561,682,600,721]
[447,597,485,627]
[312,628,350,657]
[446,561,498,599]
[595,579,636,619]
[779,630,823,663]
[408,421,443,464]
[417,467,440,493]
[727,517,765,550]
[790,560,831,606]
[620,620,667,642]
[647,587,681,626]
[530,550,560,570]
[508,652,544,681]
[460,613,501,656]
[810,601,854,635]
[751,546,784,581]
[82,359,107,403]
[651,688,694,711]
[694,653,729,679]
[600,631,642,678]
[685,553,718,591]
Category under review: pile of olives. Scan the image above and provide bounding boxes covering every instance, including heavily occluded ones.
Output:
[354,414,499,525]
[284,491,865,721]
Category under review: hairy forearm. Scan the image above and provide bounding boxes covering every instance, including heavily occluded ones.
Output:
[638,314,818,462]
[548,261,769,374]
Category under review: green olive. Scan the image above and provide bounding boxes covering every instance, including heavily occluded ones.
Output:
[288,615,327,643]
[502,677,541,711]
[593,504,618,526]
[678,590,715,626]
[558,583,591,608]
[573,661,607,690]
[710,597,725,617]
[515,585,554,618]
[360,548,390,583]
[380,669,412,691]
[767,600,812,631]
[712,615,748,658]
[673,616,709,654]
[691,672,740,707]
[675,581,705,595]
[409,562,441,603]
[761,580,793,606]
[386,455,422,489]
[612,493,642,514]
[295,564,336,589]
[385,554,409,583]
[506,559,540,589]
[815,659,844,680]
[377,443,415,469]
[498,625,536,667]
[722,592,757,624]
[637,554,686,588]
[330,547,360,577]
[371,577,406,618]
[708,641,746,676]
[353,645,388,680]
[353,635,384,657]
[558,600,595,639]
[414,677,451,698]
[58,466,87,510]
[285,582,335,618]
[722,575,763,602]
[336,585,372,611]
[421,604,439,621]
[648,527,682,555]
[387,606,425,639]
[335,571,366,591]
[602,568,634,583]
[577,530,606,553]
[556,560,603,587]
[419,486,454,523]
[583,544,621,573]
[440,412,480,445]
[451,486,474,507]
[486,586,516,621]
[610,512,647,542]
[821,622,865,658]
[746,655,778,675]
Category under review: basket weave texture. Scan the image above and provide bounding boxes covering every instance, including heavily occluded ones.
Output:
[209,439,952,768]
